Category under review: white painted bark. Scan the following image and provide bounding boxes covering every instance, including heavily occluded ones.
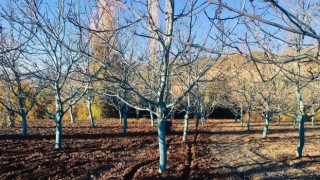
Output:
[149,103,154,127]
[87,95,95,128]
[69,105,75,123]
[262,110,270,138]
[7,111,14,128]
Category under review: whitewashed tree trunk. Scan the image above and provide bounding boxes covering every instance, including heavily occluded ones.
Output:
[293,117,297,129]
[240,105,244,127]
[182,110,190,142]
[311,108,315,126]
[118,108,123,123]
[7,111,14,128]
[276,114,280,125]
[262,110,271,138]
[183,67,191,142]
[87,95,95,128]
[149,103,154,127]
[69,105,75,123]
[136,109,140,120]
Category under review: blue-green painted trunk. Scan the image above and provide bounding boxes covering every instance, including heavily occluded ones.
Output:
[158,117,167,173]
[195,110,200,132]
[21,113,27,137]
[297,115,305,158]
[123,105,128,134]
[55,119,62,149]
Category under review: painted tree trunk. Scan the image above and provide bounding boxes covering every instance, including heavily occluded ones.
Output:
[201,116,204,127]
[21,112,28,137]
[276,114,280,125]
[247,109,251,131]
[293,117,297,129]
[262,110,270,138]
[87,98,95,128]
[182,111,189,142]
[195,110,200,132]
[69,105,75,123]
[240,109,244,127]
[149,103,154,127]
[55,117,63,149]
[118,109,123,123]
[8,112,15,128]
[157,114,167,173]
[123,104,128,134]
[311,108,315,126]
[200,104,204,127]
[311,116,315,126]
[234,115,237,122]
[296,115,305,158]
[136,110,140,120]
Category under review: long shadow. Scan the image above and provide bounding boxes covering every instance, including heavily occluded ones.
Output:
[207,156,320,179]
[198,126,320,136]
[0,131,159,141]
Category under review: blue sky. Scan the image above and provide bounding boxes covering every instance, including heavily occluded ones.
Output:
[0,0,316,54]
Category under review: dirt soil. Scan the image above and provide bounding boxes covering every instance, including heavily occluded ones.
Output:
[1,118,320,179]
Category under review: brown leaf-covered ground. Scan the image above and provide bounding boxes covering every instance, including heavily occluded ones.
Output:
[1,118,320,179]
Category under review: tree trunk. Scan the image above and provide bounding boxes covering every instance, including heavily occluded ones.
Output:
[69,105,75,123]
[87,97,95,128]
[296,115,305,158]
[8,111,15,128]
[182,111,189,142]
[157,113,167,173]
[311,116,315,126]
[247,107,251,131]
[21,112,27,137]
[123,104,128,134]
[276,114,280,125]
[234,114,237,122]
[240,108,243,127]
[293,117,297,129]
[149,103,154,127]
[262,110,270,138]
[311,108,315,126]
[55,117,63,149]
[136,109,140,120]
[118,108,123,123]
[195,110,200,132]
